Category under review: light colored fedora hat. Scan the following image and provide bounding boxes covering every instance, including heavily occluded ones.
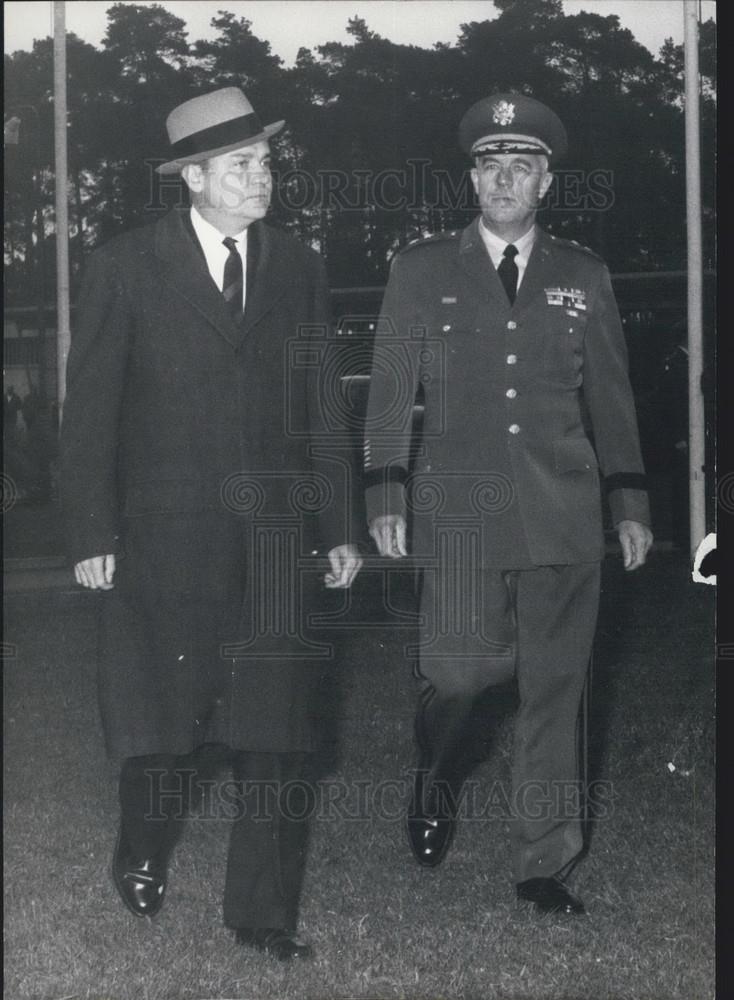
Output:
[156,87,285,174]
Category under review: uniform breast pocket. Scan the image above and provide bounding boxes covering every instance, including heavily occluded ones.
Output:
[542,310,587,381]
[426,311,468,381]
[430,312,472,342]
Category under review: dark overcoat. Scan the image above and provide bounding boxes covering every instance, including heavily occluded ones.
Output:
[61,209,353,760]
[364,220,650,567]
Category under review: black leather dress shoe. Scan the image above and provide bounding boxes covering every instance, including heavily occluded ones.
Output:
[406,768,456,868]
[516,876,586,915]
[111,828,168,918]
[235,927,313,960]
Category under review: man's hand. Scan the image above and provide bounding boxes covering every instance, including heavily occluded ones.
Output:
[74,554,116,590]
[369,514,407,559]
[617,520,653,571]
[324,544,363,589]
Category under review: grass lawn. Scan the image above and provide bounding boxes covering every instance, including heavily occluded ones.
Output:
[3,550,714,1000]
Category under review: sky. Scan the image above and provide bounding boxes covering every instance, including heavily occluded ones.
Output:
[3,0,718,63]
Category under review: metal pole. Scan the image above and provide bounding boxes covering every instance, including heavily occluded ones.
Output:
[26,108,48,406]
[53,1,71,422]
[35,165,48,405]
[683,0,706,560]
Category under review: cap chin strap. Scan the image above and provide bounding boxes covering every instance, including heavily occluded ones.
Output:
[471,133,552,157]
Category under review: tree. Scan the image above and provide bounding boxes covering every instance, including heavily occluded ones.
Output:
[102,2,189,83]
[96,4,195,233]
[4,33,117,299]
[656,19,716,268]
[2,4,716,293]
[190,13,283,110]
[455,0,565,99]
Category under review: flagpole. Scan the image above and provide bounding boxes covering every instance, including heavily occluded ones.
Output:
[683,0,706,560]
[53,0,71,421]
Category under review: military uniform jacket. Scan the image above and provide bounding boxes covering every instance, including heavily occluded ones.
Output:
[60,209,356,760]
[364,219,650,568]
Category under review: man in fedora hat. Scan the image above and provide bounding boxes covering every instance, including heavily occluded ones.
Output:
[61,87,362,958]
[364,93,652,914]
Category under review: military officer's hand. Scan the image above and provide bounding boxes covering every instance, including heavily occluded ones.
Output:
[617,520,653,571]
[369,514,408,559]
[74,553,116,589]
[325,544,363,589]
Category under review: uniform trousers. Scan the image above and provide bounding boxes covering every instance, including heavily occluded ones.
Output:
[415,561,601,882]
[119,747,310,930]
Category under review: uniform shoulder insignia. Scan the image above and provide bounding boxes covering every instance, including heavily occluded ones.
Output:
[549,234,604,263]
[398,230,460,256]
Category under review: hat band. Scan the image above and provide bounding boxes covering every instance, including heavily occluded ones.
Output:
[171,111,265,158]
[471,133,552,157]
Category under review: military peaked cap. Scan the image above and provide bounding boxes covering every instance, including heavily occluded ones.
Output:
[459,93,568,164]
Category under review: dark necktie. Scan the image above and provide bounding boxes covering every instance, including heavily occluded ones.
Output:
[497,243,519,305]
[222,236,244,318]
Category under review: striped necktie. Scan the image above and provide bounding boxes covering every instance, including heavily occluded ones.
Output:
[497,243,519,305]
[222,236,244,317]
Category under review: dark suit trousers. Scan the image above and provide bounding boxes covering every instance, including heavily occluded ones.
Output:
[415,562,600,882]
[119,748,309,930]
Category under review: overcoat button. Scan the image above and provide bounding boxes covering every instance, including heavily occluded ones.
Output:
[507,354,517,364]
[509,424,521,434]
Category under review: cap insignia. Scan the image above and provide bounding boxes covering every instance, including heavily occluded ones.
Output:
[492,100,515,126]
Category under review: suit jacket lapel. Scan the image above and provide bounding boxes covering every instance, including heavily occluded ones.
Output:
[513,227,553,315]
[459,219,557,315]
[458,218,509,309]
[242,221,287,334]
[154,210,243,350]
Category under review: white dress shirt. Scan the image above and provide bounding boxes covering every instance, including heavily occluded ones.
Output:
[190,207,248,310]
[478,219,537,293]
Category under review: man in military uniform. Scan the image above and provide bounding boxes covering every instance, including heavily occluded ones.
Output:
[364,94,652,915]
